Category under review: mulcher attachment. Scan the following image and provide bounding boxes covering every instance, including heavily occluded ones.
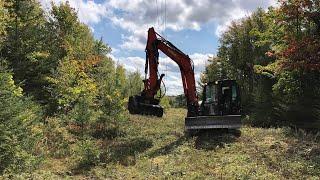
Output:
[128,95,164,117]
[185,115,241,130]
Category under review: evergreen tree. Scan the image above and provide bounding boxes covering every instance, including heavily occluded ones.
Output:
[48,2,95,60]
[2,0,47,98]
[115,64,127,97]
[0,64,42,174]
[0,0,9,48]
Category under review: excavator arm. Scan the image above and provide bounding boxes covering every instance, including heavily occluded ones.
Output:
[128,27,199,117]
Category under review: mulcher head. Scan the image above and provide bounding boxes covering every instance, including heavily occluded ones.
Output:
[128,95,164,117]
[185,115,241,130]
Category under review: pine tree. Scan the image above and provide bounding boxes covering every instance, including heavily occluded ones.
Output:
[0,0,9,48]
[2,0,47,94]
[0,64,42,174]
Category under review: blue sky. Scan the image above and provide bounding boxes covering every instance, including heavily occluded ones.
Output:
[40,0,277,95]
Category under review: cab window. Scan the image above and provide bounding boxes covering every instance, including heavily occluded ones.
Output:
[232,85,237,101]
[205,84,217,103]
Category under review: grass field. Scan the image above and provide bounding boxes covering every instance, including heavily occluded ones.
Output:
[9,108,320,179]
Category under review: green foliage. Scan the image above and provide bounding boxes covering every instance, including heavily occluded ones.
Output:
[273,71,320,128]
[0,0,9,47]
[115,64,127,97]
[273,71,302,102]
[0,65,42,174]
[0,1,131,176]
[48,58,97,113]
[202,56,228,84]
[94,37,112,56]
[212,8,279,114]
[125,70,143,97]
[92,57,127,125]
[274,0,320,128]
[68,97,101,127]
[160,96,171,109]
[49,2,95,60]
[2,0,48,97]
[204,4,320,128]
[172,94,187,108]
[250,75,278,127]
[43,117,73,158]
[92,109,320,179]
[72,139,101,168]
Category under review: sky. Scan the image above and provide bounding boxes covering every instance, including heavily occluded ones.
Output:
[39,0,277,95]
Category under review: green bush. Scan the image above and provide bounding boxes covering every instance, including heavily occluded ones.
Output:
[43,117,73,158]
[0,65,43,174]
[250,75,279,127]
[273,71,320,129]
[160,96,171,110]
[72,139,101,169]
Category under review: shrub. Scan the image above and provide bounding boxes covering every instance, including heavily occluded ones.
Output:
[72,139,101,169]
[0,65,42,174]
[160,96,171,110]
[42,117,74,158]
[273,71,320,129]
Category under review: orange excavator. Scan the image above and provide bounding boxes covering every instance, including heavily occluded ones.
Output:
[128,27,241,132]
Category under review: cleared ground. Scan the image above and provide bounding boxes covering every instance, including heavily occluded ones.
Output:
[14,108,320,179]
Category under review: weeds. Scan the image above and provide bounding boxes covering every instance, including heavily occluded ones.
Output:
[2,108,319,179]
[101,137,153,166]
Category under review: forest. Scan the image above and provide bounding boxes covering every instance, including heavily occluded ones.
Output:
[202,1,320,128]
[0,0,144,176]
[0,0,319,179]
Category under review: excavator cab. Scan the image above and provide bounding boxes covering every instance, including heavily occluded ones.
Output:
[185,80,241,131]
[201,80,241,116]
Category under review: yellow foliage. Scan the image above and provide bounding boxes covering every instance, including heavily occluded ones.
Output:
[79,55,103,71]
[254,61,282,75]
[106,94,112,101]
[0,73,23,97]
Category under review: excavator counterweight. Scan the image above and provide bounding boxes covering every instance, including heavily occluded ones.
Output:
[128,28,242,132]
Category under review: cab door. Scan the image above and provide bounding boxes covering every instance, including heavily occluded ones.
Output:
[219,81,241,115]
[201,83,218,115]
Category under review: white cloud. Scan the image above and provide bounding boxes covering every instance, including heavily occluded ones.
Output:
[215,0,278,36]
[107,0,277,50]
[107,0,231,50]
[38,0,277,95]
[111,47,120,55]
[39,0,109,24]
[39,0,278,50]
[112,55,146,72]
[159,53,213,95]
[120,33,146,51]
[113,52,212,95]
[89,26,95,33]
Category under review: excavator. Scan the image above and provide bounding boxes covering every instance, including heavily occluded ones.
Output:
[128,27,241,133]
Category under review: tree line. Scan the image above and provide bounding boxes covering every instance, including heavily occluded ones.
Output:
[202,0,320,128]
[0,0,143,174]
